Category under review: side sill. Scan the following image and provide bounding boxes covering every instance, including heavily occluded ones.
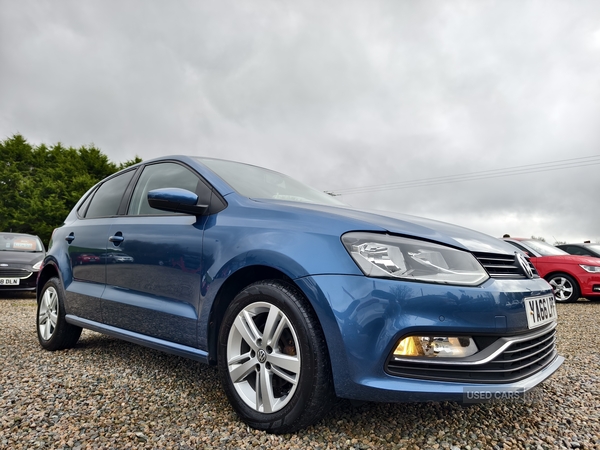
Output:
[66,314,209,364]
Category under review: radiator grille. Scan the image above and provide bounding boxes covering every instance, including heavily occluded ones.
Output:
[0,268,32,279]
[475,253,538,279]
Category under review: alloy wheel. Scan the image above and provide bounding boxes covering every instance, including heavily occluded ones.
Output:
[226,301,301,413]
[549,276,574,302]
[38,286,59,340]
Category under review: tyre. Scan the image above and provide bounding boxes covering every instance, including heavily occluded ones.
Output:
[546,273,580,303]
[37,277,82,350]
[218,280,335,433]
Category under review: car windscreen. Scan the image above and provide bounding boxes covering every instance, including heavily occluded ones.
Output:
[586,244,600,253]
[1,234,44,252]
[523,239,568,256]
[196,158,345,206]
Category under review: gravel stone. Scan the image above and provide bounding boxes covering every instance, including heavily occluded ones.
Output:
[1,295,599,449]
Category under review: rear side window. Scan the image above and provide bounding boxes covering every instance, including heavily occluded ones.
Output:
[84,170,136,219]
[505,241,531,255]
[128,162,203,215]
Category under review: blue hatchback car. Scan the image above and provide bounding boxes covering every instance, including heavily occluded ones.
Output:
[37,156,563,433]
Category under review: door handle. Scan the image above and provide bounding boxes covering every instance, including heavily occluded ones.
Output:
[109,232,124,245]
[65,233,75,244]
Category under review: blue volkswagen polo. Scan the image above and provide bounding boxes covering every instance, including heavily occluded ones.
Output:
[37,156,563,433]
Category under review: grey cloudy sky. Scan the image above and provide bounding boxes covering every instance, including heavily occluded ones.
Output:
[1,0,599,243]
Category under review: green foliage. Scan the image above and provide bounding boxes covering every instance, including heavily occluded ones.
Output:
[531,235,546,242]
[0,135,141,246]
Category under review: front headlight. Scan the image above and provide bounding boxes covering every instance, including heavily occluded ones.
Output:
[580,264,600,273]
[342,232,489,286]
[32,261,42,271]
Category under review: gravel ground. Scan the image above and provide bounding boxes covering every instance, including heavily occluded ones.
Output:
[0,294,598,450]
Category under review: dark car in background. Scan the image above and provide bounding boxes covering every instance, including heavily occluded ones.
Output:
[503,238,600,303]
[556,243,600,259]
[36,156,563,433]
[0,233,45,292]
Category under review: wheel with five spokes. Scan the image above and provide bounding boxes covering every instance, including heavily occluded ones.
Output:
[37,277,82,350]
[218,280,335,433]
[546,273,580,303]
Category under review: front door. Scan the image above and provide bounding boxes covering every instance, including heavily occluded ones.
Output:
[102,161,212,347]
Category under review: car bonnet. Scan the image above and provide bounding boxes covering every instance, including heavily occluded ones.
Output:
[254,199,515,255]
[0,250,45,265]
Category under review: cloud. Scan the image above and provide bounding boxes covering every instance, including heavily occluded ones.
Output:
[1,0,600,243]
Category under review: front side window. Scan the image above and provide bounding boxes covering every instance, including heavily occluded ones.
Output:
[128,162,202,215]
[85,170,136,219]
[505,241,531,255]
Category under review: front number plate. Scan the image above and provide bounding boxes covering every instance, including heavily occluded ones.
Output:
[525,294,557,329]
[0,278,20,286]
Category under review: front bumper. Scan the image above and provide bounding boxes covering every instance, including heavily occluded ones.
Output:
[296,274,563,402]
[0,269,37,292]
[578,272,600,298]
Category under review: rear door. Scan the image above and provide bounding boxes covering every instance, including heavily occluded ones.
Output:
[64,169,137,322]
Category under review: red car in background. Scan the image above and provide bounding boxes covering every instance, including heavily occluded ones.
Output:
[503,238,600,303]
[75,253,100,265]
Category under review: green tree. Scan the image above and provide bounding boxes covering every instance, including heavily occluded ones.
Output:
[0,135,141,246]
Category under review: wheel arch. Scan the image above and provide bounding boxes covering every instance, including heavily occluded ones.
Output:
[205,265,325,365]
[36,260,60,302]
[543,270,581,289]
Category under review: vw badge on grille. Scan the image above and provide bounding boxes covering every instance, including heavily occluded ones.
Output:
[516,252,534,278]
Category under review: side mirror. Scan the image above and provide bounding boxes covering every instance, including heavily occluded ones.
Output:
[147,188,208,215]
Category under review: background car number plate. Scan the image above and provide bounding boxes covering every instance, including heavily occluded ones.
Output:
[525,294,556,329]
[0,278,20,285]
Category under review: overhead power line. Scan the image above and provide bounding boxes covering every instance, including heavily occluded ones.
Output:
[325,155,600,196]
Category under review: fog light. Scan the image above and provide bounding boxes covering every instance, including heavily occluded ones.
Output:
[393,336,478,358]
[593,285,600,292]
